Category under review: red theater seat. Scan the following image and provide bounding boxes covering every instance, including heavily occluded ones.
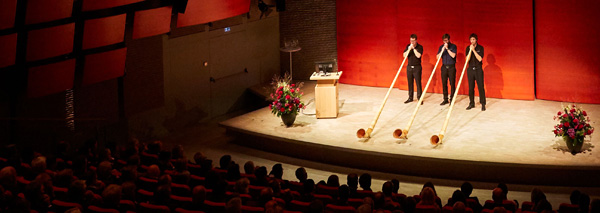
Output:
[415,204,441,213]
[288,200,310,212]
[171,182,192,196]
[521,201,534,211]
[288,181,303,193]
[316,184,339,198]
[204,200,226,212]
[559,203,579,213]
[139,202,170,213]
[248,185,266,198]
[171,195,193,208]
[119,200,136,212]
[242,205,264,212]
[355,190,374,198]
[348,198,363,209]
[175,208,205,213]
[325,204,356,213]
[138,176,159,191]
[313,193,333,205]
[137,189,154,202]
[87,205,119,213]
[51,200,82,212]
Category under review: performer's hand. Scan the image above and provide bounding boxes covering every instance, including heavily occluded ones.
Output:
[469,45,474,51]
[443,43,448,49]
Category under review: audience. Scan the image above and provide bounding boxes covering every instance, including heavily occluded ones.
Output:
[0,142,589,213]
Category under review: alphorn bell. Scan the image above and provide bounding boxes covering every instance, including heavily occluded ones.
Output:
[431,48,473,145]
[393,47,444,139]
[357,55,409,139]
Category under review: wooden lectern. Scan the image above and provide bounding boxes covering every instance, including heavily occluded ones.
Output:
[309,71,342,118]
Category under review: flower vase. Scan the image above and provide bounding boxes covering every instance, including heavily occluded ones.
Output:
[281,113,296,127]
[565,138,583,154]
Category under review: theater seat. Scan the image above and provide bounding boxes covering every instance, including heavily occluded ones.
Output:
[313,194,333,205]
[288,200,310,212]
[171,195,193,209]
[189,175,205,187]
[51,200,82,212]
[137,189,154,203]
[138,176,159,191]
[325,204,356,213]
[348,198,363,209]
[139,202,170,213]
[171,182,192,196]
[415,204,440,213]
[204,200,226,212]
[559,203,579,213]
[87,205,119,213]
[521,201,534,211]
[119,200,136,212]
[355,190,374,199]
[242,205,264,213]
[175,208,205,213]
[288,181,304,193]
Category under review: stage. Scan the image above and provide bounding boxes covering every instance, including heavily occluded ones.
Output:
[221,82,600,187]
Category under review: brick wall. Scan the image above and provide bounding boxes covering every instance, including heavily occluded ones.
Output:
[279,0,337,80]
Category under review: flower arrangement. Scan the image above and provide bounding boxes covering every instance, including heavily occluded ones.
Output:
[269,73,305,117]
[553,104,594,150]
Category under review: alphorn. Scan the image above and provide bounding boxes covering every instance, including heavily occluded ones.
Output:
[357,55,409,139]
[430,48,473,145]
[393,48,444,139]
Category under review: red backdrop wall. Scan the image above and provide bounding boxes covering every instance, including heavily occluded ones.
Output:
[337,0,535,100]
[535,0,600,104]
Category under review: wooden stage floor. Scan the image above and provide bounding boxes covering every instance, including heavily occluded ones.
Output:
[221,82,600,186]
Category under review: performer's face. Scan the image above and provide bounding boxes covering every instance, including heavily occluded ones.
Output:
[443,38,449,44]
[410,38,417,46]
[470,37,477,46]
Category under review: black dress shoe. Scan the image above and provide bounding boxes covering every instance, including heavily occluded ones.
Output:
[440,100,449,105]
[466,105,475,110]
[481,105,486,111]
[404,99,413,104]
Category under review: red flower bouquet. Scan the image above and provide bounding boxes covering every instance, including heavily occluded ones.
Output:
[269,74,305,117]
[553,104,594,153]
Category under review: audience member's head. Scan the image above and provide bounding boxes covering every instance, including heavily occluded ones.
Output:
[492,188,503,203]
[363,197,375,209]
[243,161,255,175]
[530,188,546,207]
[579,193,591,213]
[420,187,436,206]
[147,141,162,155]
[31,156,47,175]
[304,179,315,194]
[270,164,283,179]
[359,173,372,191]
[97,161,113,180]
[121,181,136,201]
[192,185,207,205]
[357,203,373,213]
[227,163,241,181]
[451,190,466,205]
[570,190,581,205]
[0,166,17,190]
[101,184,122,208]
[382,181,394,197]
[461,182,474,197]
[225,197,242,213]
[347,173,358,189]
[493,207,507,213]
[403,196,417,213]
[423,182,437,196]
[154,185,171,205]
[219,155,232,170]
[453,201,466,213]
[171,145,184,159]
[327,174,340,187]
[158,174,172,186]
[55,169,75,188]
[534,199,552,213]
[173,158,188,172]
[338,184,350,202]
[259,186,274,207]
[193,152,206,165]
[391,179,400,194]
[373,192,385,210]
[147,165,160,179]
[235,177,250,194]
[68,180,87,203]
[497,183,508,199]
[295,167,307,183]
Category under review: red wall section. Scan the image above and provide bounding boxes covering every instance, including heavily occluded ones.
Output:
[177,0,251,28]
[27,59,76,98]
[133,6,172,39]
[83,48,127,86]
[25,0,73,25]
[0,0,17,30]
[336,0,399,87]
[82,14,126,50]
[535,0,600,104]
[26,23,75,61]
[82,0,143,11]
[337,0,535,100]
[0,33,17,68]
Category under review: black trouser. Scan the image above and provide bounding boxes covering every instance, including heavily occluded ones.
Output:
[467,66,486,106]
[406,65,422,100]
[441,64,456,101]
